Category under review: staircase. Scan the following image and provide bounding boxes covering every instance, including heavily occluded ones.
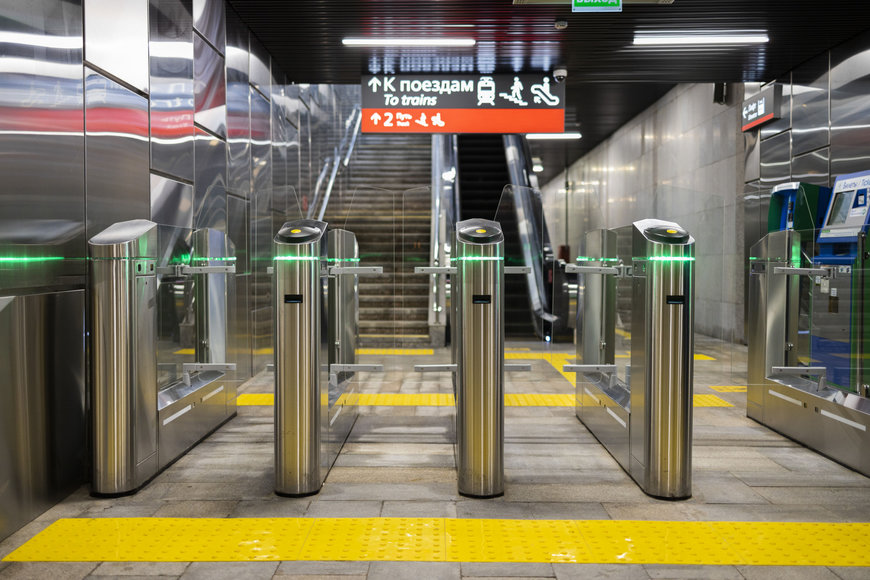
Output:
[323,133,432,346]
[456,134,536,337]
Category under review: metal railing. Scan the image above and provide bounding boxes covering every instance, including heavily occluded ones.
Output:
[307,105,362,221]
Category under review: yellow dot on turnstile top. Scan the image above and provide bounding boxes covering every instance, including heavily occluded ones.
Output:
[291,229,301,233]
[476,229,486,233]
[666,229,677,234]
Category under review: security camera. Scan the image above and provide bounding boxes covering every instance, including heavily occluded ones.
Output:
[553,67,567,83]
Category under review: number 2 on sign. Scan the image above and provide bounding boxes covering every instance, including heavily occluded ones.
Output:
[383,112,393,127]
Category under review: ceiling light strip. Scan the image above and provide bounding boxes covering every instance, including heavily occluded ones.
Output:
[342,38,476,47]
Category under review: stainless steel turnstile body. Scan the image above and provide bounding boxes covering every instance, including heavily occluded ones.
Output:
[89,219,159,495]
[747,230,870,476]
[453,219,505,498]
[568,219,695,499]
[273,219,327,496]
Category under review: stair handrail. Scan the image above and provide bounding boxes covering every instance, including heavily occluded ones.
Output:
[307,105,361,220]
[427,134,461,341]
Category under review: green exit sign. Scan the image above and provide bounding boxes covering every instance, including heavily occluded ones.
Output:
[573,0,622,12]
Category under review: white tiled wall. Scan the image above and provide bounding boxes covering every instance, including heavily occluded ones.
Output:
[542,83,745,341]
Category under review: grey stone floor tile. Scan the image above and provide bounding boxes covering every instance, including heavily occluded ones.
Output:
[84,504,162,518]
[275,561,370,575]
[690,474,770,504]
[151,500,238,518]
[342,443,454,455]
[602,502,700,521]
[457,501,610,520]
[381,500,458,518]
[230,499,310,518]
[680,503,839,522]
[821,504,870,522]
[325,467,456,484]
[305,500,383,517]
[504,483,647,503]
[752,486,870,506]
[553,563,651,579]
[367,561,460,579]
[90,561,189,576]
[162,480,274,502]
[829,567,870,579]
[758,448,858,474]
[0,519,54,560]
[643,564,743,579]
[0,562,98,580]
[335,452,455,468]
[460,562,555,577]
[179,561,279,580]
[318,483,458,502]
[731,471,870,488]
[736,565,840,579]
[274,575,366,580]
[505,469,628,486]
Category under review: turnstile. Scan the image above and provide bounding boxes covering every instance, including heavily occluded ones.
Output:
[89,220,237,496]
[273,221,382,496]
[90,220,159,495]
[415,218,533,498]
[453,219,505,498]
[566,219,695,499]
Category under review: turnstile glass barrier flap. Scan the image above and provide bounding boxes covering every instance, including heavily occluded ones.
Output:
[89,219,159,496]
[273,219,328,497]
[453,218,505,498]
[565,219,695,499]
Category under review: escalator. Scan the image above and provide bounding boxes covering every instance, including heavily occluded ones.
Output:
[453,134,572,341]
[456,134,536,337]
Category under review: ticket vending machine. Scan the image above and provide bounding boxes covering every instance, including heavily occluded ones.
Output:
[565,219,695,499]
[747,170,870,477]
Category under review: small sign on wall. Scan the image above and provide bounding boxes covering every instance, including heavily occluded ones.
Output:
[741,85,782,132]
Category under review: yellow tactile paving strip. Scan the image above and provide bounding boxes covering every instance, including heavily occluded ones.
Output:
[710,385,748,393]
[6,517,870,566]
[237,392,731,408]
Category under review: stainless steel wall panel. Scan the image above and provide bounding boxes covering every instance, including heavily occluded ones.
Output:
[249,36,270,97]
[193,34,226,138]
[272,100,288,213]
[759,130,791,188]
[151,173,193,229]
[791,148,830,186]
[192,0,224,54]
[791,53,830,158]
[231,274,252,381]
[0,0,86,293]
[250,189,272,372]
[225,8,250,197]
[149,0,194,181]
[227,194,249,275]
[84,0,149,93]
[193,127,227,230]
[85,68,150,240]
[831,31,870,177]
[0,290,86,542]
[743,130,760,183]
[251,87,272,196]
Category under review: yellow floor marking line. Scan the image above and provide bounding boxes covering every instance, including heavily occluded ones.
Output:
[694,353,716,361]
[505,393,574,407]
[693,394,733,407]
[615,328,631,339]
[710,385,747,393]
[356,348,434,356]
[253,347,274,356]
[6,518,870,566]
[237,393,275,406]
[172,348,195,355]
[504,347,531,351]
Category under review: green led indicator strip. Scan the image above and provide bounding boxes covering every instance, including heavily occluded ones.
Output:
[0,256,67,263]
[325,258,361,263]
[451,256,503,262]
[274,256,320,261]
[646,256,695,262]
[191,256,237,262]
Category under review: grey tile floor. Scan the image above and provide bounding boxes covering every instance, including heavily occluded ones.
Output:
[1,336,869,579]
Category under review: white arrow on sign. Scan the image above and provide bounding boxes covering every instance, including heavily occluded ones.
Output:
[368,77,382,93]
[370,112,382,125]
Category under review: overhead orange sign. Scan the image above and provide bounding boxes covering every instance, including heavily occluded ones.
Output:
[361,74,564,134]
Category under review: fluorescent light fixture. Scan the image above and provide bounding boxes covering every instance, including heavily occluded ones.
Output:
[526,132,582,140]
[342,37,476,47]
[634,33,769,46]
[532,163,544,173]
